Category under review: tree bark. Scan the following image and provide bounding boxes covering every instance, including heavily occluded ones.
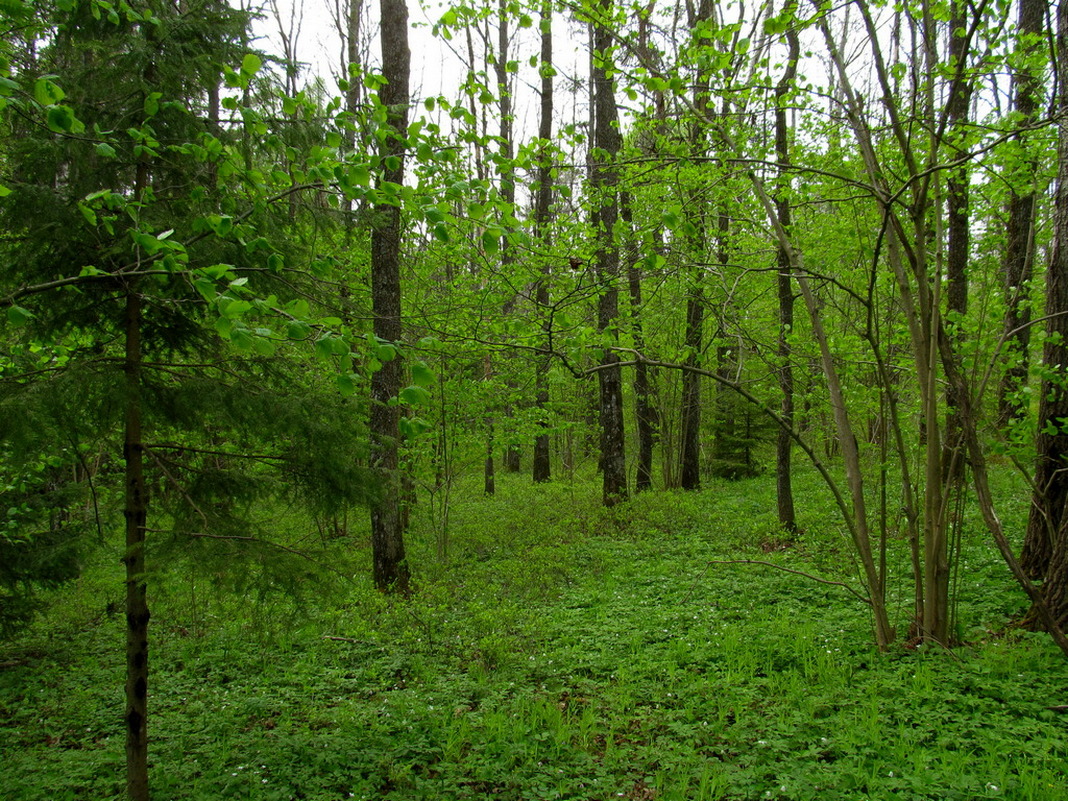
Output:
[943,0,971,488]
[1024,0,1068,584]
[591,1,626,506]
[773,0,799,533]
[998,0,1044,425]
[1021,0,1064,579]
[124,286,150,801]
[532,0,553,484]
[369,0,410,593]
[679,279,704,490]
[622,191,657,492]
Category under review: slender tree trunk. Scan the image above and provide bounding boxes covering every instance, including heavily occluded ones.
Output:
[124,286,150,801]
[495,0,522,475]
[678,0,712,492]
[124,68,154,801]
[998,0,1044,425]
[773,0,799,532]
[591,1,626,505]
[622,192,657,491]
[369,0,410,593]
[679,273,704,489]
[943,0,971,488]
[532,0,553,484]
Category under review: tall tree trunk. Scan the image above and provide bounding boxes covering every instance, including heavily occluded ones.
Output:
[943,0,971,488]
[773,0,799,533]
[125,73,154,801]
[678,0,712,492]
[1024,0,1068,585]
[369,0,410,593]
[998,0,1044,424]
[591,1,626,505]
[496,0,522,475]
[123,286,150,801]
[1021,0,1061,578]
[622,192,657,492]
[532,0,554,484]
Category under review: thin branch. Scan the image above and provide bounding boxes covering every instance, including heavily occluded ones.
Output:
[708,559,873,605]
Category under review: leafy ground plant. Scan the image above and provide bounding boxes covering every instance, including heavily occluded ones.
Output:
[1,468,1066,800]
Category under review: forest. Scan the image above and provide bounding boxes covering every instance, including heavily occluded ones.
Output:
[2,0,1068,798]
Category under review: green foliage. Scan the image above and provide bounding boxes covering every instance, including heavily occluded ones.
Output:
[0,449,86,637]
[2,469,1065,800]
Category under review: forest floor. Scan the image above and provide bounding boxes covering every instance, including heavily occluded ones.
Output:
[2,466,1067,800]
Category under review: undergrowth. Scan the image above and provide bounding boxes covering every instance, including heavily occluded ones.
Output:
[1,467,1065,800]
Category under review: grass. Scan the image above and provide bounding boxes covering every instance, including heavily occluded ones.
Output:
[1,466,1067,800]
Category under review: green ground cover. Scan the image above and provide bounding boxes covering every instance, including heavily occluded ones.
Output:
[1,469,1066,800]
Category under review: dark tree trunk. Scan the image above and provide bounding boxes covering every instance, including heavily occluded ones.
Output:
[124,287,150,801]
[369,0,410,594]
[591,3,626,505]
[1024,0,1068,581]
[679,282,704,490]
[998,0,1044,424]
[773,1,799,532]
[532,0,553,484]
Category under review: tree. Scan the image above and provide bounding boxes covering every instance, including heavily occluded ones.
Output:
[590,0,626,506]
[1026,0,1068,623]
[532,0,554,484]
[1,3,384,797]
[773,0,800,533]
[368,0,412,593]
[998,0,1046,425]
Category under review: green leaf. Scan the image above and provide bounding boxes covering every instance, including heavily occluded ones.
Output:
[287,320,311,340]
[252,336,276,356]
[46,105,83,133]
[411,361,435,387]
[336,373,358,396]
[6,305,34,326]
[0,185,11,197]
[241,53,263,77]
[34,78,65,106]
[95,142,117,158]
[210,215,233,237]
[398,385,431,407]
[374,342,398,362]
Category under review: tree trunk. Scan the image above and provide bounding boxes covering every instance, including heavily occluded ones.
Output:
[1024,0,1068,583]
[679,287,703,490]
[369,0,410,594]
[998,0,1044,424]
[773,0,799,533]
[124,287,150,801]
[591,2,626,505]
[622,192,657,492]
[943,0,970,488]
[532,0,553,484]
